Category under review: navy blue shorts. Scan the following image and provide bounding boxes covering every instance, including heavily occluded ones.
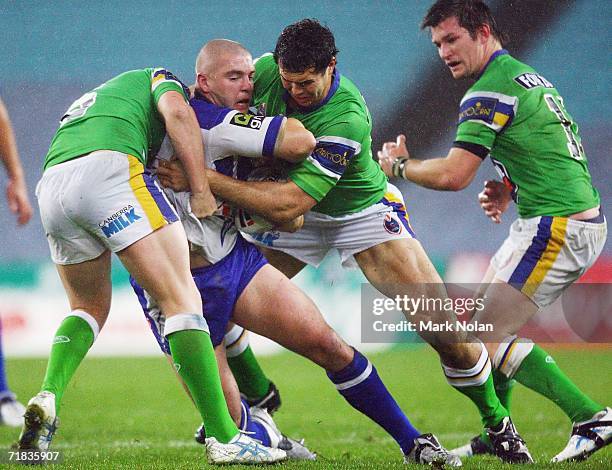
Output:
[130,235,267,352]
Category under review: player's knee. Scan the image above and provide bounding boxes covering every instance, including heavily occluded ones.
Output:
[491,336,534,379]
[309,330,352,369]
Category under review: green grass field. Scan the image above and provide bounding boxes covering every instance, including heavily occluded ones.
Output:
[1,347,610,469]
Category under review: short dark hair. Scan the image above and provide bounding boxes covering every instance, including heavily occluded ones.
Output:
[421,0,508,45]
[273,18,339,74]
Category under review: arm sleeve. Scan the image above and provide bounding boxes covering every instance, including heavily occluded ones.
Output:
[454,90,518,150]
[289,113,366,202]
[151,68,190,104]
[209,111,285,158]
[452,140,490,159]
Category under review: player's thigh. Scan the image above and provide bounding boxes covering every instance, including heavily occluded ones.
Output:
[117,221,201,316]
[256,246,306,279]
[233,264,351,370]
[355,238,445,298]
[472,279,539,344]
[55,250,112,326]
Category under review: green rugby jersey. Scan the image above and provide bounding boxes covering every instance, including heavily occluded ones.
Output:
[44,68,188,170]
[253,54,387,217]
[453,50,599,218]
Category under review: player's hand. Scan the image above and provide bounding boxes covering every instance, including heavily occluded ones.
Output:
[189,190,218,218]
[377,134,410,178]
[6,177,33,225]
[157,159,190,192]
[478,180,511,224]
[275,214,304,233]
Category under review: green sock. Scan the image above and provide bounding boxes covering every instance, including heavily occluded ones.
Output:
[167,329,238,443]
[474,371,515,448]
[227,345,271,400]
[454,373,509,428]
[41,315,95,414]
[513,345,602,422]
[493,369,515,411]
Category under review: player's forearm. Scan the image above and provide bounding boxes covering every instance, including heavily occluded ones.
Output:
[0,100,24,181]
[207,171,304,224]
[273,118,316,162]
[163,102,209,195]
[402,157,467,191]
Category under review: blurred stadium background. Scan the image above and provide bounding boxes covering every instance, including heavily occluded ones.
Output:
[0,1,610,354]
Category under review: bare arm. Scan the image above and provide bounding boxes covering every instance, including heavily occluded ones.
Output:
[206,169,316,225]
[273,118,316,162]
[156,91,216,217]
[0,97,32,225]
[378,134,483,191]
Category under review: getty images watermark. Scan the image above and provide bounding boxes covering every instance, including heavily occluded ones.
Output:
[361,283,612,343]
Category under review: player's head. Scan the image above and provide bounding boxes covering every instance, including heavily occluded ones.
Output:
[195,39,254,113]
[422,0,506,79]
[273,19,339,108]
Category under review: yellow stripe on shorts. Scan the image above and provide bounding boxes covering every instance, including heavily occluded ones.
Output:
[128,155,166,231]
[522,217,568,298]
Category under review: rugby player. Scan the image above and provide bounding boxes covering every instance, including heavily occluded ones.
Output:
[378,0,610,463]
[16,67,275,465]
[153,39,460,466]
[161,19,527,464]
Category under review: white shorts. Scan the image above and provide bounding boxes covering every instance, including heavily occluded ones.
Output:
[491,215,607,307]
[36,150,179,265]
[244,182,415,268]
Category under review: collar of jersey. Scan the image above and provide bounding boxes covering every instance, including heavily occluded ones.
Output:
[282,68,341,114]
[476,49,509,80]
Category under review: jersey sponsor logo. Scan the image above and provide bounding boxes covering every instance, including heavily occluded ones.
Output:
[458,97,497,123]
[99,205,142,238]
[514,73,554,90]
[229,113,264,130]
[458,96,514,131]
[310,140,356,176]
[383,213,402,235]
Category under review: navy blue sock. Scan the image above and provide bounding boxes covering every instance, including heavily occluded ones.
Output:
[0,317,10,395]
[239,399,271,447]
[327,348,420,454]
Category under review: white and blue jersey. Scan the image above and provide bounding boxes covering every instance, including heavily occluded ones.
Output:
[132,95,284,351]
[154,94,285,263]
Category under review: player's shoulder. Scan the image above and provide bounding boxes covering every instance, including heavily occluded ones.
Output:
[254,53,277,78]
[327,73,370,121]
[470,53,544,97]
[189,97,234,130]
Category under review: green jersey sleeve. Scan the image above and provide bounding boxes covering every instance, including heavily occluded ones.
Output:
[289,112,368,202]
[454,90,518,153]
[150,68,189,104]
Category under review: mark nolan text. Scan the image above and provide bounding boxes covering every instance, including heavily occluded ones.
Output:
[373,320,493,333]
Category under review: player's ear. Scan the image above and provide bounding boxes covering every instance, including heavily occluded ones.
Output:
[326,57,337,76]
[197,73,211,93]
[477,23,491,43]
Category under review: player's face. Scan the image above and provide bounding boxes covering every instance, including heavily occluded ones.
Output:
[200,52,254,113]
[278,59,335,108]
[431,16,487,79]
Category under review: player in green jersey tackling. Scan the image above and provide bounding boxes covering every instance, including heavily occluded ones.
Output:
[18,68,285,464]
[379,0,610,463]
[192,18,532,465]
